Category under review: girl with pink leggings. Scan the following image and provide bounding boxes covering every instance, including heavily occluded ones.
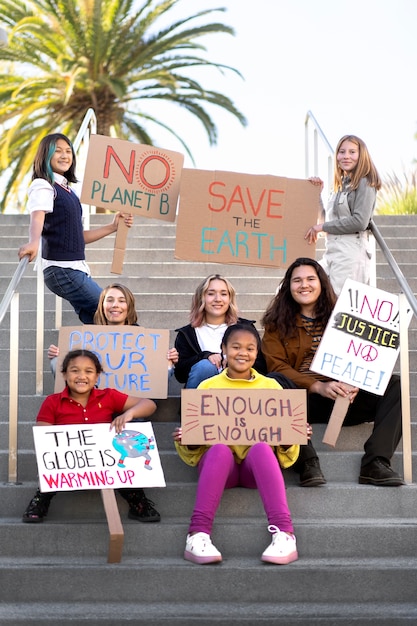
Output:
[173,323,302,566]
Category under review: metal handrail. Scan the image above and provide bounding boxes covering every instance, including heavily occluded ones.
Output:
[305,110,333,194]
[0,256,28,325]
[305,109,334,157]
[73,107,97,152]
[370,219,417,318]
[0,109,97,482]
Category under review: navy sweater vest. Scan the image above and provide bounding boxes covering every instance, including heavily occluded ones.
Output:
[42,184,85,261]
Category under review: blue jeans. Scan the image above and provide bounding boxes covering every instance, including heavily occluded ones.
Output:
[185,359,218,389]
[43,266,102,324]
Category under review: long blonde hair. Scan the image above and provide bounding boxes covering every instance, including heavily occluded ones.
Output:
[189,274,239,328]
[333,135,381,192]
[93,284,138,325]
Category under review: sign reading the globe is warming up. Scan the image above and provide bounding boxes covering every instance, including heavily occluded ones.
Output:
[33,423,166,492]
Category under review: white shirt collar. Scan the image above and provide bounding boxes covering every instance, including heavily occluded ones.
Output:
[53,172,69,187]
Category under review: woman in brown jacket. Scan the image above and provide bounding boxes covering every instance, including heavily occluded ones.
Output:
[261,257,403,486]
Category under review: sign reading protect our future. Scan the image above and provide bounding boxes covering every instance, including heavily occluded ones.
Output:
[54,325,169,398]
[310,278,411,395]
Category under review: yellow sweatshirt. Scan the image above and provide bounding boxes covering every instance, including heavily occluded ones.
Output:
[175,368,300,469]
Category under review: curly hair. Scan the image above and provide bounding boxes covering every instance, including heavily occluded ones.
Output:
[261,258,336,339]
[93,284,138,326]
[189,274,239,328]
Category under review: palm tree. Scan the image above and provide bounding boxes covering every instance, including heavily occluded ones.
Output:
[0,0,246,211]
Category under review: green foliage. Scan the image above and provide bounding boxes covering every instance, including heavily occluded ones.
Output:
[0,0,247,211]
[376,170,417,215]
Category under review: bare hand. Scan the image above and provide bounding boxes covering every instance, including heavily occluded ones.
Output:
[172,426,182,443]
[18,242,38,262]
[308,176,324,190]
[167,347,179,368]
[112,212,134,229]
[208,354,222,370]
[305,223,323,244]
[111,413,132,434]
[311,380,358,402]
[47,344,59,359]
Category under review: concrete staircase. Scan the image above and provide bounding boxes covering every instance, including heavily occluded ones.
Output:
[1,213,417,625]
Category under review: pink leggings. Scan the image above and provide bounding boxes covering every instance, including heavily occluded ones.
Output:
[189,442,294,535]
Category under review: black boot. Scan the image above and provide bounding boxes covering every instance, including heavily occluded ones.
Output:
[293,443,327,487]
[299,457,327,487]
[118,488,161,523]
[22,488,56,523]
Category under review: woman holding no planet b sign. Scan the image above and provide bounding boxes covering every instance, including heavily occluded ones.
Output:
[17,133,133,324]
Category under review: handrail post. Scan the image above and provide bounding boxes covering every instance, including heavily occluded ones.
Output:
[8,293,19,484]
[36,255,44,395]
[399,293,412,483]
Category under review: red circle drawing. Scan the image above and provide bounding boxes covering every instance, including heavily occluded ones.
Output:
[136,152,176,193]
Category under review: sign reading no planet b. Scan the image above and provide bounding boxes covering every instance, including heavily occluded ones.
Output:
[181,388,307,445]
[175,169,321,268]
[310,279,412,395]
[33,423,166,493]
[80,135,184,222]
[54,325,169,398]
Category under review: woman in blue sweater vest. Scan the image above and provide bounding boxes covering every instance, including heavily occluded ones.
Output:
[18,133,132,324]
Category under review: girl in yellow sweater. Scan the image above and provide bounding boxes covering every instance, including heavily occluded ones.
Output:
[173,323,301,566]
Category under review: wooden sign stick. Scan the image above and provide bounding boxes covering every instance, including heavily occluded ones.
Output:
[111,219,130,275]
[101,489,124,563]
[322,383,356,447]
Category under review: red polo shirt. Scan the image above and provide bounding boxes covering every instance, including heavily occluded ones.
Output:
[36,387,129,426]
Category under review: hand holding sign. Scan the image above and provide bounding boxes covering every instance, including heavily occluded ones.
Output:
[81,135,184,273]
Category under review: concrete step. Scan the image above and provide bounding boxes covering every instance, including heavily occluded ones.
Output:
[1,514,416,559]
[0,601,416,625]
[1,556,417,604]
[3,475,417,520]
[1,212,417,623]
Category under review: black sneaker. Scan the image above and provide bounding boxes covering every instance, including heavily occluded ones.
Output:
[128,496,161,523]
[299,457,327,487]
[359,457,404,486]
[22,489,55,523]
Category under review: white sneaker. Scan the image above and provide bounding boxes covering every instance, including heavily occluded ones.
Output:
[184,532,222,564]
[261,525,298,565]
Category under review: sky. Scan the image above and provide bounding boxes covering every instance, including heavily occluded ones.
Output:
[148,0,417,191]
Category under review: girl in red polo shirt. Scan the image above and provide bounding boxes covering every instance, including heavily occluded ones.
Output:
[22,349,157,523]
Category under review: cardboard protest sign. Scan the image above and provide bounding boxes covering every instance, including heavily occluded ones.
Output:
[80,135,184,222]
[311,278,411,396]
[181,388,307,445]
[54,325,169,399]
[33,423,166,493]
[175,169,320,268]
